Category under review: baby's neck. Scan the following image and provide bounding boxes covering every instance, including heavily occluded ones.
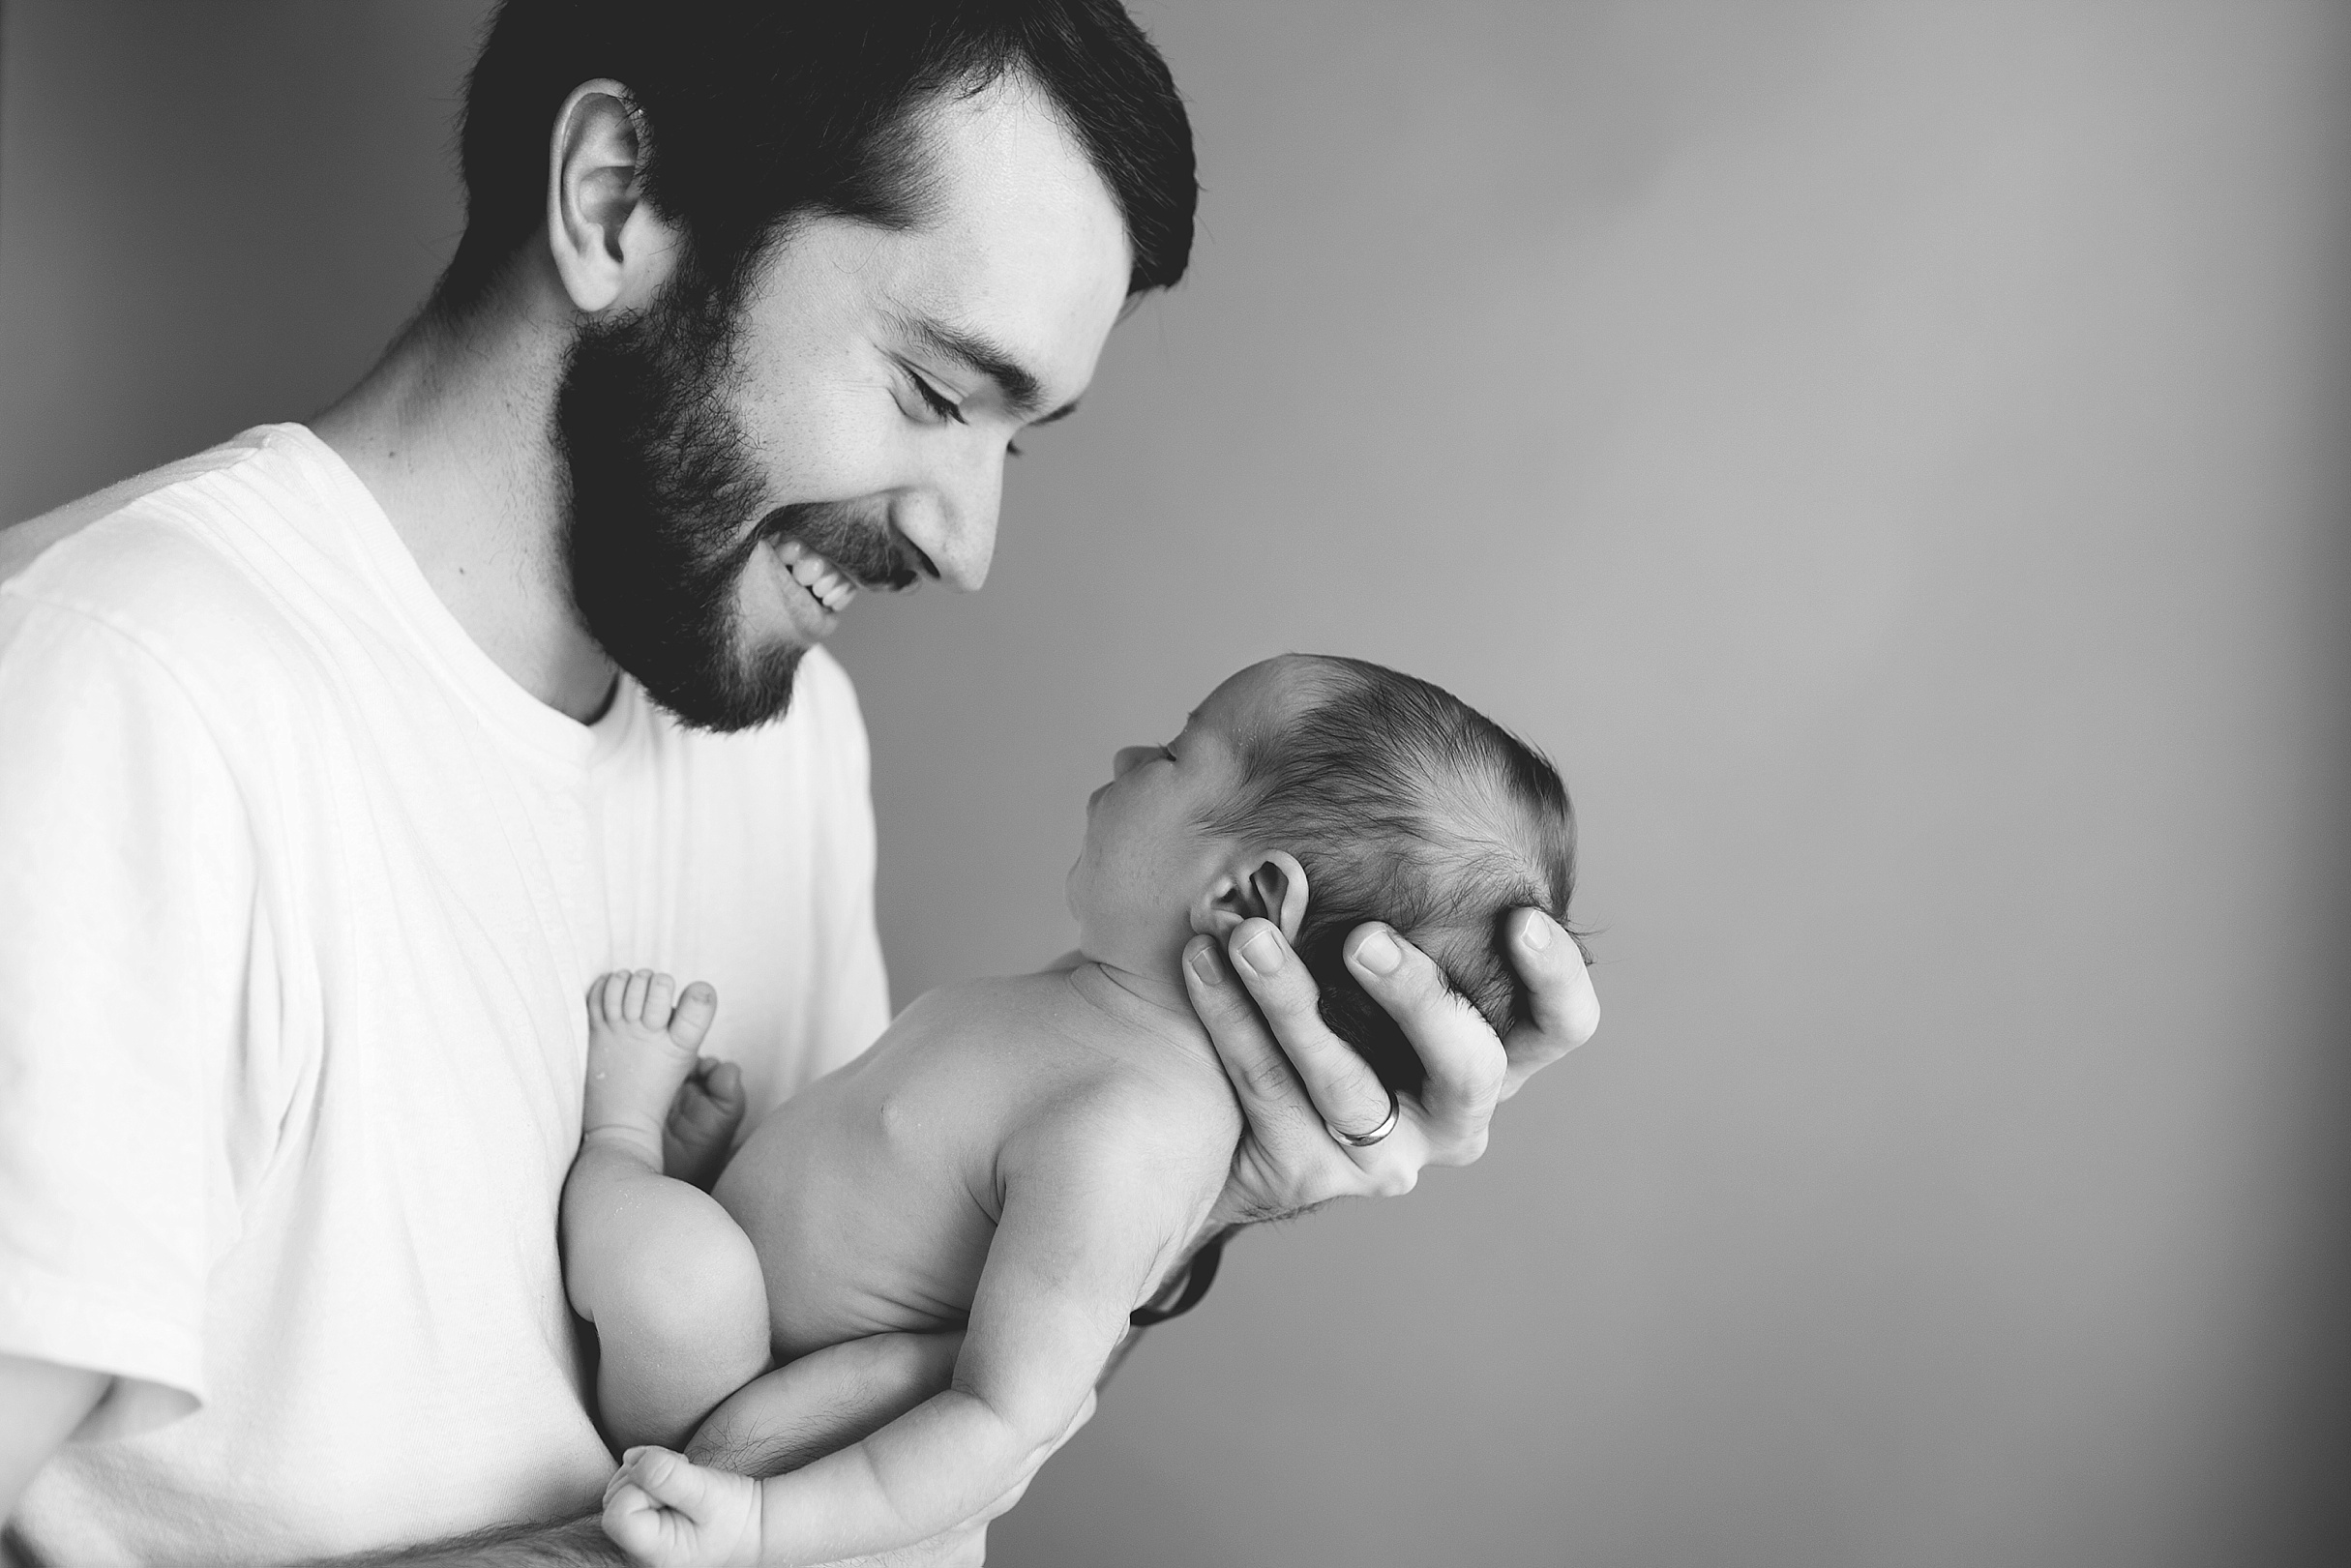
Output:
[1063,950,1222,1075]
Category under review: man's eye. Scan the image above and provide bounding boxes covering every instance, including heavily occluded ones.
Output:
[908,371,966,426]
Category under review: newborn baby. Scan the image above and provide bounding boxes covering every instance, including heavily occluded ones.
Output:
[563,653,1579,1566]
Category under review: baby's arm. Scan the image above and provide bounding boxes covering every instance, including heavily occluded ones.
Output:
[604,1112,1193,1568]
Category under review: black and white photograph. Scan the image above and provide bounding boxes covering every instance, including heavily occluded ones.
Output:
[0,2,2344,1564]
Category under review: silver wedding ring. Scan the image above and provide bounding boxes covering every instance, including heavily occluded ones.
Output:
[1327,1087,1401,1148]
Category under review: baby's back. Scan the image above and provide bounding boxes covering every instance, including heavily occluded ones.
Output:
[714,968,1239,1362]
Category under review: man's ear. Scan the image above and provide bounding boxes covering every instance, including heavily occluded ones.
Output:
[545,79,681,315]
[1190,850,1311,945]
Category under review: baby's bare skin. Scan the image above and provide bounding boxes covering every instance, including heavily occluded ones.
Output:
[718,962,1239,1363]
[575,960,1243,1566]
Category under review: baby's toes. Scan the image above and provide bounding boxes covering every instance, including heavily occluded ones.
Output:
[668,981,718,1052]
[641,972,677,1031]
[590,972,628,1026]
[619,969,659,1025]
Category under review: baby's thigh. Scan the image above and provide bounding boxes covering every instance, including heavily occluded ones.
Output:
[566,1150,769,1356]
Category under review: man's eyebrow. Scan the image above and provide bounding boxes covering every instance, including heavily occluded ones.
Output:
[899,314,1078,424]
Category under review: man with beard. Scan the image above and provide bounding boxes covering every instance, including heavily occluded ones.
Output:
[0,3,1599,1563]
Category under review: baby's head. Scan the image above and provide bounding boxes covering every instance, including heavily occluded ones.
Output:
[1067,654,1578,1091]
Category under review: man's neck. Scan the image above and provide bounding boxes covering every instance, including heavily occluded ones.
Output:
[310,276,618,722]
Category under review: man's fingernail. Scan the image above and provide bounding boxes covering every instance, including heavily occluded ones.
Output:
[1237,929,1285,977]
[1523,912,1554,952]
[1353,929,1401,975]
[1187,943,1225,987]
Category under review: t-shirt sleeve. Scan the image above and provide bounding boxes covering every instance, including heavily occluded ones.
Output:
[0,595,258,1438]
[800,653,891,1079]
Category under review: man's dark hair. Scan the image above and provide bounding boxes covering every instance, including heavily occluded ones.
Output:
[435,0,1196,319]
[1201,657,1582,1096]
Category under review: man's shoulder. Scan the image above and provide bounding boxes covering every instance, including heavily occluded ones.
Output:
[6,433,237,553]
[0,427,332,659]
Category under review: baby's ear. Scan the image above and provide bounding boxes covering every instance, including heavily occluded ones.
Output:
[1190,850,1311,943]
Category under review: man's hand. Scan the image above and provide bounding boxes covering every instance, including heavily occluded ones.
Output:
[1183,907,1598,1229]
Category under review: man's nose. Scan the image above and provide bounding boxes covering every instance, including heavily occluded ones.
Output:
[1112,746,1157,780]
[890,449,1003,592]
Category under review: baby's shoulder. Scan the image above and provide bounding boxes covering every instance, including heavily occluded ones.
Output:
[889,973,1236,1183]
[1022,1049,1236,1189]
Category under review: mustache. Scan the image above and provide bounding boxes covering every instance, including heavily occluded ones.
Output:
[758,501,922,592]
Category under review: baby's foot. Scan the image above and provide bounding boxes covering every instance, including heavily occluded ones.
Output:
[664,1055,746,1190]
[583,971,718,1167]
[603,1445,763,1568]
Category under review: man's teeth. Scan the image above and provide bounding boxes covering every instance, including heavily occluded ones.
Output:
[774,538,857,613]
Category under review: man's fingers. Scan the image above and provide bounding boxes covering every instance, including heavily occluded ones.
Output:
[1182,932,1311,1119]
[1499,907,1599,1101]
[1342,922,1506,1137]
[1220,920,1393,1139]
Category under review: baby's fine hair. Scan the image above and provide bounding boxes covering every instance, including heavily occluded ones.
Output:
[1199,655,1580,1093]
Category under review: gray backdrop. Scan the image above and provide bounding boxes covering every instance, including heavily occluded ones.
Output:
[4,3,2346,1564]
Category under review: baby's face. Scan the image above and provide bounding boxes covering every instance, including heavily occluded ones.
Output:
[1065,657,1307,961]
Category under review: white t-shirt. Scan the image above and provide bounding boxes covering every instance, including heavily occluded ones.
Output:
[0,426,892,1562]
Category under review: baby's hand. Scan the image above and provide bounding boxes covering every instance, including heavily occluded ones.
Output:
[665,1055,746,1190]
[604,1445,763,1568]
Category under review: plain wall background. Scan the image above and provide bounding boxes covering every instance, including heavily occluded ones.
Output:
[5,4,2347,1565]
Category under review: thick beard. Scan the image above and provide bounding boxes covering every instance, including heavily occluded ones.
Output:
[553,266,916,733]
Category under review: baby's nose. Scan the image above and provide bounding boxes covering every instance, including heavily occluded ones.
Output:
[1112,746,1157,780]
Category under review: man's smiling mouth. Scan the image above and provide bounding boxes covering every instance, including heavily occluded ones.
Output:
[773,536,857,613]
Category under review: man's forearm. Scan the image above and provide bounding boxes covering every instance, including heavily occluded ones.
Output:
[312,1504,990,1568]
[312,1514,620,1567]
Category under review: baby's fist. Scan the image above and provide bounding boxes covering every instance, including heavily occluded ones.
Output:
[603,1445,762,1568]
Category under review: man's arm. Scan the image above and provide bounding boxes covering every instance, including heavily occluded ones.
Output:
[314,1509,994,1568]
[0,605,257,1526]
[0,1354,106,1520]
[322,1518,623,1566]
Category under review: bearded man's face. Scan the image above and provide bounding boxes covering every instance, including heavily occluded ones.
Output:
[557,265,914,732]
[552,80,1135,732]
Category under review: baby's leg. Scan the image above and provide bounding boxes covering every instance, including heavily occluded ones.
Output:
[689,1331,964,1477]
[563,972,771,1450]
